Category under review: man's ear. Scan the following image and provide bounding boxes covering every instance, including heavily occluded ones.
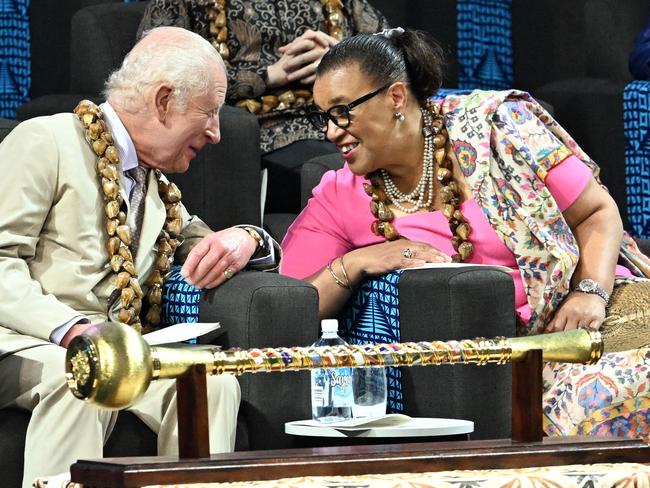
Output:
[387,82,408,112]
[153,84,174,123]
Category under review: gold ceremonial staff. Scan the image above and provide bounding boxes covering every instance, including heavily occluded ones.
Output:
[65,322,603,409]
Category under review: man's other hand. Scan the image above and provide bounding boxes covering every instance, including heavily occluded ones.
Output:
[60,321,92,348]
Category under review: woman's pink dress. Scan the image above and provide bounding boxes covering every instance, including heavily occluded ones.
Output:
[281,154,631,323]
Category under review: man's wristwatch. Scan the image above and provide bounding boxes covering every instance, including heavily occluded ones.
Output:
[573,279,610,304]
[244,226,265,249]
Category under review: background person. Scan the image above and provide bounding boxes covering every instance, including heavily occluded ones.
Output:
[138,0,389,214]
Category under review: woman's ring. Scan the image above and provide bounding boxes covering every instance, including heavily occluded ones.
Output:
[224,268,235,280]
[402,248,414,259]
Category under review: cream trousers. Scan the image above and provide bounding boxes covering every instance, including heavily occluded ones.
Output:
[0,343,240,488]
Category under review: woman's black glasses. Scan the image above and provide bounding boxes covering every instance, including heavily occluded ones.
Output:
[307,83,390,132]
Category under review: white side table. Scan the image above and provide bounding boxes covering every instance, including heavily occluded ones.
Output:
[285,417,474,446]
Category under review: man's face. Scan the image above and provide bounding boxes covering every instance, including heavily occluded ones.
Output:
[141,68,227,174]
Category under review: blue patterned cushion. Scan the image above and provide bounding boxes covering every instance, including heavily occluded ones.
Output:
[339,271,404,412]
[623,80,650,239]
[161,265,201,343]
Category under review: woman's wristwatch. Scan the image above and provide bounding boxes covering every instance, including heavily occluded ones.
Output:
[573,279,610,304]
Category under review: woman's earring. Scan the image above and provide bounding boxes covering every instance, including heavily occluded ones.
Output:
[394,112,405,121]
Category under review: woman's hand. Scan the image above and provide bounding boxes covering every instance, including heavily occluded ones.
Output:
[345,239,452,285]
[543,291,607,333]
[309,239,451,319]
[267,30,338,87]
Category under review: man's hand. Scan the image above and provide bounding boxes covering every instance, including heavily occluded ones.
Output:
[60,321,92,348]
[180,227,257,289]
[543,292,607,333]
[267,30,339,87]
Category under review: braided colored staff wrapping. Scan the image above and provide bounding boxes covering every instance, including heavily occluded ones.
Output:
[211,339,513,376]
[66,322,602,409]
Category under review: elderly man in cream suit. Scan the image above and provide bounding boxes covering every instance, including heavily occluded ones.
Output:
[0,27,277,488]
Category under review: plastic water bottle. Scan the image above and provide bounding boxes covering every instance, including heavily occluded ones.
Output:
[352,366,387,418]
[310,319,354,423]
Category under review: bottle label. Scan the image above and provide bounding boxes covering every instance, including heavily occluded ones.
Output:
[311,368,354,408]
[311,384,324,406]
[329,368,354,407]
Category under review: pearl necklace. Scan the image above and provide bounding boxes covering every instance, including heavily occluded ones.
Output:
[365,101,474,261]
[380,108,434,214]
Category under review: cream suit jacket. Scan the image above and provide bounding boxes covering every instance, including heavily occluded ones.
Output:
[0,114,211,358]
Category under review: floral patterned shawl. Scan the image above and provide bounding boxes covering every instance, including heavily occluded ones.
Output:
[441,90,650,334]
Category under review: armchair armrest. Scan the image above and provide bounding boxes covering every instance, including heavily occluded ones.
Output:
[199,271,319,450]
[399,266,515,338]
[398,266,516,440]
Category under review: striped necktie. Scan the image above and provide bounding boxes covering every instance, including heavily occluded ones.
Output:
[125,166,148,257]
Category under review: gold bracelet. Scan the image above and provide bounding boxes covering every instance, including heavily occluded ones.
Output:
[338,256,351,287]
[327,259,352,291]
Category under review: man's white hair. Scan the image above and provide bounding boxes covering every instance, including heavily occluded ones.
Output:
[104,27,225,113]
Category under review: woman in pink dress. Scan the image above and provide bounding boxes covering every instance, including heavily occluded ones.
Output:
[281,28,650,437]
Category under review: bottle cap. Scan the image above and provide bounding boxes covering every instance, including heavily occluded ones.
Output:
[321,319,339,334]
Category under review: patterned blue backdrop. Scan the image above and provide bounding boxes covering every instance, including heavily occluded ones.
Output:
[0,0,142,119]
[623,81,650,239]
[457,0,513,90]
[0,0,30,119]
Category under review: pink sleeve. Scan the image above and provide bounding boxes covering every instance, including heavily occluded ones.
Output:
[545,154,633,278]
[280,170,352,279]
[545,154,593,211]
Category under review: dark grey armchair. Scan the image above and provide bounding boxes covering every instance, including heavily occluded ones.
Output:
[399,267,515,440]
[284,152,517,440]
[0,271,317,488]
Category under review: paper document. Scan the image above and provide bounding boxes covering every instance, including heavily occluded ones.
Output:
[399,262,512,273]
[292,414,413,430]
[142,322,220,345]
